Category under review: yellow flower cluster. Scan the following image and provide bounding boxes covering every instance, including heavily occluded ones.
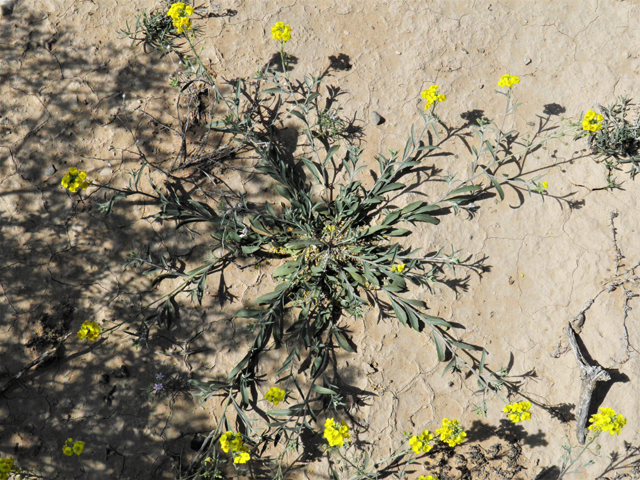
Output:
[391,263,406,274]
[265,386,286,405]
[417,476,439,480]
[421,85,446,110]
[435,418,466,447]
[219,432,250,464]
[498,74,520,88]
[409,430,434,454]
[503,401,532,423]
[77,321,101,341]
[0,458,14,480]
[61,167,91,193]
[62,438,84,456]
[167,2,194,34]
[271,22,292,42]
[588,407,627,436]
[582,109,604,132]
[324,418,350,447]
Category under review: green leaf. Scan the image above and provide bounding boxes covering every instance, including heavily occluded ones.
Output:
[274,184,291,201]
[377,182,405,195]
[401,201,426,214]
[311,384,337,395]
[488,175,505,201]
[323,145,341,167]
[407,309,420,331]
[386,228,411,236]
[333,329,355,352]
[285,239,323,248]
[301,157,323,184]
[227,352,251,381]
[432,332,446,362]
[241,245,262,255]
[446,185,482,198]
[479,348,486,375]
[273,260,301,277]
[442,357,457,376]
[348,270,366,286]
[267,405,304,416]
[235,308,264,319]
[422,315,452,328]
[289,109,307,124]
[262,87,286,94]
[389,297,408,326]
[410,214,440,225]
[382,210,402,226]
[417,145,438,151]
[449,339,480,350]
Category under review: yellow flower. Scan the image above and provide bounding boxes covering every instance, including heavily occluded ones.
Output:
[61,167,91,193]
[77,321,101,342]
[219,431,250,463]
[542,181,549,189]
[582,109,604,132]
[435,418,466,447]
[417,476,439,480]
[72,441,85,455]
[588,407,627,436]
[421,85,446,110]
[219,431,233,453]
[409,430,434,454]
[391,263,406,273]
[167,2,194,33]
[233,449,250,464]
[0,458,14,480]
[271,21,292,42]
[324,418,351,447]
[63,438,83,456]
[498,74,520,88]
[265,386,286,405]
[503,401,532,423]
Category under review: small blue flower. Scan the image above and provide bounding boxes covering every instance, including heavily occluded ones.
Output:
[153,383,163,393]
[155,373,164,380]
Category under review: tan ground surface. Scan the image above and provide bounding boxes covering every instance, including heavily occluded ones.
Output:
[1,0,640,479]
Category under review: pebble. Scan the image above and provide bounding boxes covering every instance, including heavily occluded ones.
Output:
[371,111,383,125]
[478,48,485,54]
[44,164,56,177]
[524,57,532,65]
[0,0,14,16]
[114,365,130,378]
[99,373,110,384]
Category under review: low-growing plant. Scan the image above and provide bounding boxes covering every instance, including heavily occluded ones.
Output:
[576,98,640,187]
[64,4,583,477]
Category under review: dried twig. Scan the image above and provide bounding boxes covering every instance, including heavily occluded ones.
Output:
[0,331,72,396]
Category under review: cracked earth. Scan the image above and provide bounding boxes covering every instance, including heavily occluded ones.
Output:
[1,0,640,479]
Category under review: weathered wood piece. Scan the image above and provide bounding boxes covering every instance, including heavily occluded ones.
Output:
[566,322,611,445]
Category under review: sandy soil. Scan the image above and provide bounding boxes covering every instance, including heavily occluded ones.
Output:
[1,0,640,479]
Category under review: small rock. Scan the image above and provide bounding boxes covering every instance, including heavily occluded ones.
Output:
[395,51,401,55]
[371,111,384,125]
[190,434,206,451]
[527,121,535,126]
[99,374,110,384]
[44,165,56,177]
[479,84,484,89]
[478,48,485,54]
[524,57,532,65]
[0,0,14,16]
[461,47,468,54]
[114,365,130,378]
